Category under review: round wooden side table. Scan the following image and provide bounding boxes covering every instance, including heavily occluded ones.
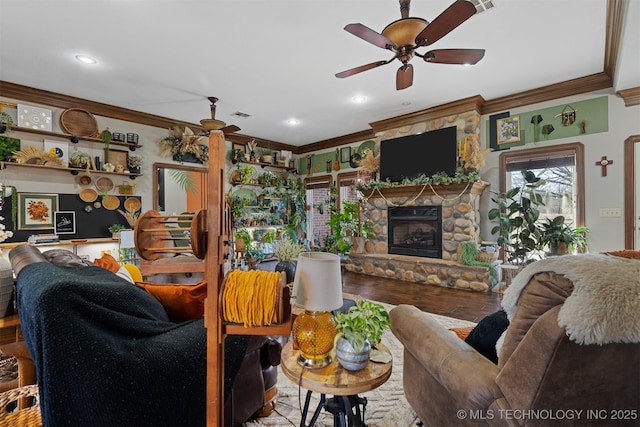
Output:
[281,340,393,427]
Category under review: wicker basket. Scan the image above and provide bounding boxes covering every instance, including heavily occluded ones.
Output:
[0,384,42,427]
[476,251,498,263]
[456,245,498,264]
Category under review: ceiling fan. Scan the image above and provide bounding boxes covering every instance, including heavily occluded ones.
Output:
[200,97,241,135]
[335,0,485,90]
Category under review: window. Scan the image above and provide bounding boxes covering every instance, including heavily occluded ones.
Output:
[336,171,365,211]
[499,142,585,227]
[304,175,333,246]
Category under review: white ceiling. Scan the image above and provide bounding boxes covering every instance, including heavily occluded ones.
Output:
[0,0,638,147]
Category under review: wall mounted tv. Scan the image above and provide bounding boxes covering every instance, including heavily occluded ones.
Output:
[379,126,457,183]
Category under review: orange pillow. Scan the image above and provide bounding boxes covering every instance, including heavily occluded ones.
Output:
[93,253,121,273]
[450,326,475,341]
[138,281,207,323]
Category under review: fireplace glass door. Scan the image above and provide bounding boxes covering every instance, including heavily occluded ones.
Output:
[388,206,442,258]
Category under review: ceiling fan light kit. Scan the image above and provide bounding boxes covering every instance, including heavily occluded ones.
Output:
[336,0,485,90]
[200,97,241,134]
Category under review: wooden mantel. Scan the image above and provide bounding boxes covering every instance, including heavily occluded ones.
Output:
[359,180,489,199]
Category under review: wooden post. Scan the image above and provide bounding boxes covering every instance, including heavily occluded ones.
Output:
[205,130,226,426]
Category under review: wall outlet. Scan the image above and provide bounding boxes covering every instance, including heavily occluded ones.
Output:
[599,208,621,217]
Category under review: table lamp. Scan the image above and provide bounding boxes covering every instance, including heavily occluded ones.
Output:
[291,252,343,368]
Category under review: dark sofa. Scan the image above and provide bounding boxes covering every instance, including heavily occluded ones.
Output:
[9,245,284,426]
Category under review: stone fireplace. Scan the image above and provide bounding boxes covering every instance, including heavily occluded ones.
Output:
[342,96,493,291]
[344,181,493,292]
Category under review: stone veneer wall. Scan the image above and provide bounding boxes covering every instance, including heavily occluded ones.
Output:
[362,184,486,261]
[345,182,491,292]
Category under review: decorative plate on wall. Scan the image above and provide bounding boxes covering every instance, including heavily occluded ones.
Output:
[124,197,141,212]
[102,195,120,211]
[60,108,98,137]
[17,103,52,131]
[79,188,98,203]
[96,177,114,192]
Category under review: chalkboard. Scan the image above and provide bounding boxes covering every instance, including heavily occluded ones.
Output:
[1,193,141,242]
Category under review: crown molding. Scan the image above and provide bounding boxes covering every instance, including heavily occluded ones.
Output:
[0,81,200,130]
[617,87,640,107]
[294,129,375,154]
[369,95,485,134]
[480,73,613,115]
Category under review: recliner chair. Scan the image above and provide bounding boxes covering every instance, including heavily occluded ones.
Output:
[390,253,640,426]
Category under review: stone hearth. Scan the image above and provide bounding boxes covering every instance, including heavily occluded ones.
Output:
[344,180,492,291]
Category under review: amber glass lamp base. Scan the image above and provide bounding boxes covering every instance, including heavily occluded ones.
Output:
[292,310,337,369]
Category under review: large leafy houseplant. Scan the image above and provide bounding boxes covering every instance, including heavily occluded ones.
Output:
[488,170,545,265]
[334,300,390,353]
[538,216,589,254]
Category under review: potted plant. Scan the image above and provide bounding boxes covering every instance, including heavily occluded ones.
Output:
[70,151,92,169]
[0,111,14,134]
[108,223,127,239]
[156,126,209,165]
[231,197,247,224]
[244,246,265,269]
[238,164,255,184]
[234,228,252,253]
[334,299,390,371]
[488,170,546,266]
[273,237,303,283]
[230,148,244,164]
[127,154,143,174]
[100,128,112,163]
[538,216,589,255]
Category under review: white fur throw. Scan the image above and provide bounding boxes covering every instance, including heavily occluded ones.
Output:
[501,254,640,345]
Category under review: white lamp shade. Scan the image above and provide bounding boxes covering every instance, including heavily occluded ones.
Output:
[292,252,343,311]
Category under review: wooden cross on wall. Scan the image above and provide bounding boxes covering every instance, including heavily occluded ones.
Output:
[596,156,613,176]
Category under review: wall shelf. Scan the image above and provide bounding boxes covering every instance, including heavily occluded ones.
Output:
[0,161,142,179]
[237,160,296,172]
[8,126,143,151]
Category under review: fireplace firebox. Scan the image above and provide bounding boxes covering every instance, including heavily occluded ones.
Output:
[388,206,442,258]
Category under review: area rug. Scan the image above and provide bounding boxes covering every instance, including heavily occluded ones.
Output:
[245,303,476,427]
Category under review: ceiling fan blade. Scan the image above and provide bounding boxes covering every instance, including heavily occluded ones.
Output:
[422,48,485,64]
[221,124,241,134]
[344,23,397,50]
[336,60,389,78]
[415,0,477,47]
[396,63,414,90]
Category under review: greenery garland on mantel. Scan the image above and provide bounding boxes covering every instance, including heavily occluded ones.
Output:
[355,171,480,191]
[355,171,481,207]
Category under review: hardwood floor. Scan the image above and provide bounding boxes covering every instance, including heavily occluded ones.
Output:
[341,270,503,323]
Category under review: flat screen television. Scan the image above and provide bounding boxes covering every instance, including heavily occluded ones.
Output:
[379,126,458,183]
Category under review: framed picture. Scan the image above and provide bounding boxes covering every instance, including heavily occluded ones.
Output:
[54,211,76,234]
[496,115,521,144]
[18,193,58,230]
[340,146,351,163]
[17,103,52,131]
[44,140,69,167]
[107,149,128,169]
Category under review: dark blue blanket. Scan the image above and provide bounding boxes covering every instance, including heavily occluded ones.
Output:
[16,262,248,426]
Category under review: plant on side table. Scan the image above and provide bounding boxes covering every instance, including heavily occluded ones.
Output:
[333,300,390,371]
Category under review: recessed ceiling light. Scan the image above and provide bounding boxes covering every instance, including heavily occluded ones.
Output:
[352,95,367,104]
[75,55,96,64]
[286,118,300,126]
